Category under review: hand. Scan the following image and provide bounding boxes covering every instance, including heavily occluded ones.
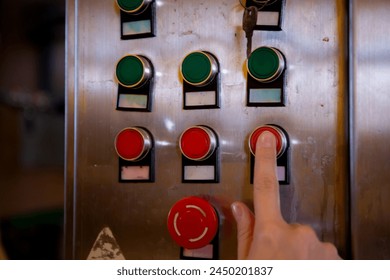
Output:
[231,131,341,260]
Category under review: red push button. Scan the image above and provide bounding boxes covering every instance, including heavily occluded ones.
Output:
[249,125,287,158]
[115,127,152,161]
[179,126,217,161]
[167,197,218,249]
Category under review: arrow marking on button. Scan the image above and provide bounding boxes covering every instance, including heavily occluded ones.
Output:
[186,205,207,217]
[174,212,181,236]
[189,227,209,243]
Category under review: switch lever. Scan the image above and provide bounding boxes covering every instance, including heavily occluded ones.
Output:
[242,6,258,58]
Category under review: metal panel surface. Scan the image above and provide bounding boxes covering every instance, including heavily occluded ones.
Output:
[351,0,390,259]
[65,0,349,259]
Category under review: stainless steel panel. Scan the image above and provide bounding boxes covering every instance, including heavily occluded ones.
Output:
[66,0,348,259]
[351,0,390,259]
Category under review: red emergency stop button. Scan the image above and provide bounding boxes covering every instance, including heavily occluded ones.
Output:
[167,196,218,249]
[115,127,152,161]
[179,126,217,161]
[249,125,288,158]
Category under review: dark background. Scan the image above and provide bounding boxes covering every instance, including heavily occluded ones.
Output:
[0,0,65,259]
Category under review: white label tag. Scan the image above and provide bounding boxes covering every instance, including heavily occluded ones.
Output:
[121,166,150,180]
[118,94,148,109]
[185,91,216,106]
[182,244,214,259]
[184,166,215,180]
[123,20,151,36]
[257,11,280,26]
[249,88,282,103]
[277,166,286,181]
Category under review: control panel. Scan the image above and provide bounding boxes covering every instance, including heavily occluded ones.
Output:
[115,54,154,111]
[180,51,220,109]
[66,0,349,260]
[114,127,154,182]
[246,47,286,106]
[179,126,220,183]
[116,0,156,40]
[249,124,289,184]
[167,196,219,259]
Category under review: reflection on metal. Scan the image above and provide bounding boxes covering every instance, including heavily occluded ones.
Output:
[350,0,390,259]
[87,227,125,260]
[66,0,349,259]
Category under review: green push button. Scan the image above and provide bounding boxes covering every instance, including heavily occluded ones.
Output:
[117,0,145,13]
[116,55,146,88]
[181,52,215,86]
[248,47,284,82]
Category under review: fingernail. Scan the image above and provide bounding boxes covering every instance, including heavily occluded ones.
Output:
[231,203,242,219]
[259,131,274,148]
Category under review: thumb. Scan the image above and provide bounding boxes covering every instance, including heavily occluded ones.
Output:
[231,202,255,259]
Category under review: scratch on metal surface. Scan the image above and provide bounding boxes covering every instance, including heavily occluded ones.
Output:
[319,154,332,240]
[179,30,201,39]
[302,137,335,239]
[87,227,125,260]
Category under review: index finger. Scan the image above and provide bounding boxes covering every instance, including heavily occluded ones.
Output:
[253,131,284,224]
